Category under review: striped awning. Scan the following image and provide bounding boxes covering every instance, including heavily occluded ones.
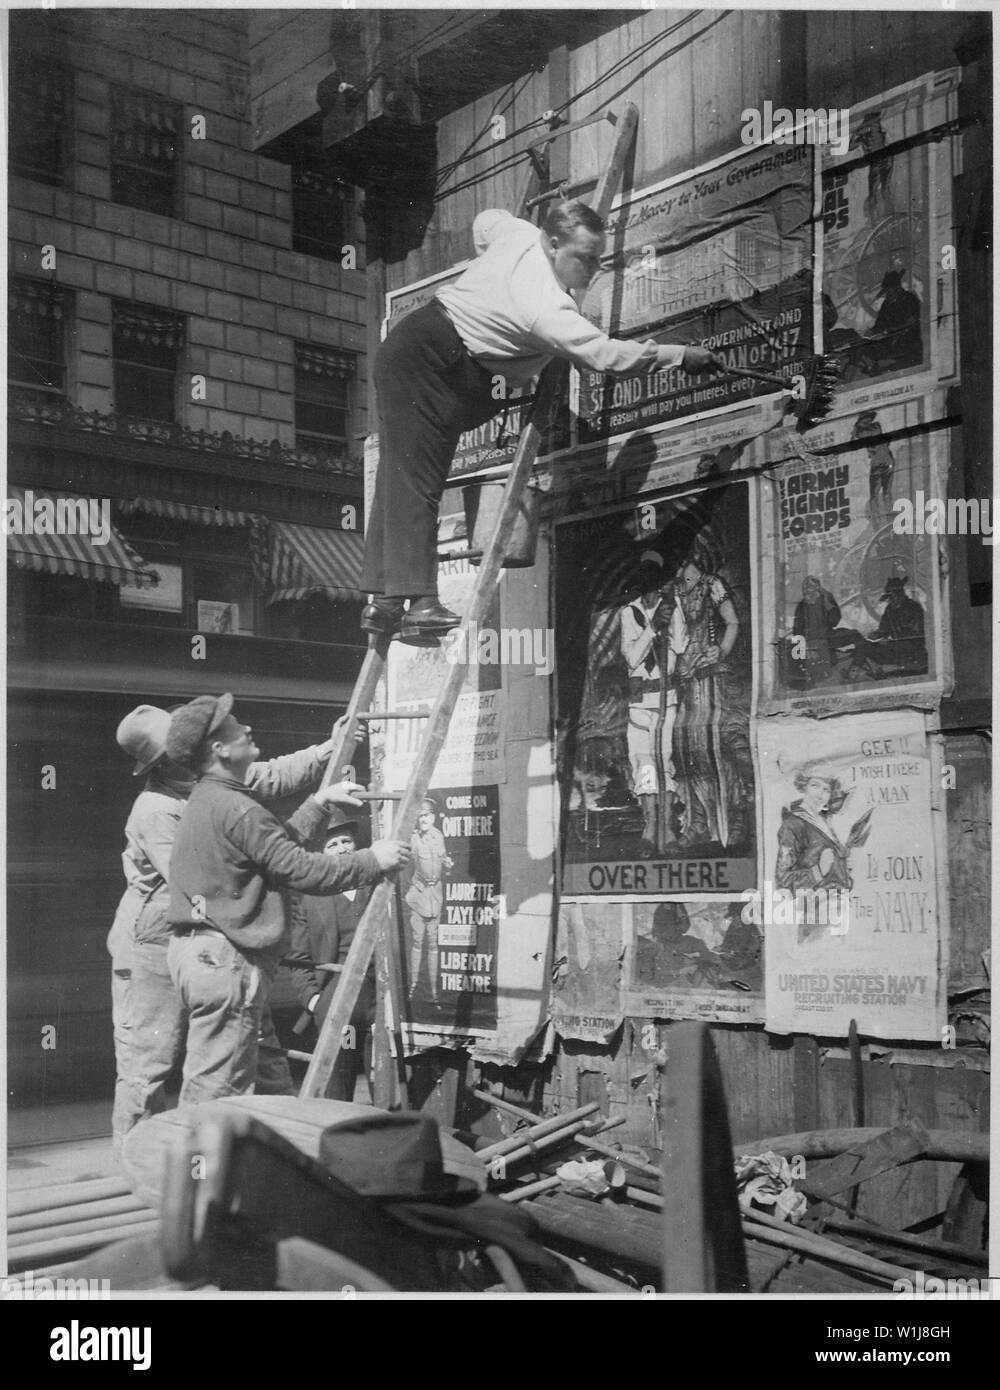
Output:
[119,498,250,527]
[6,487,157,588]
[266,520,363,603]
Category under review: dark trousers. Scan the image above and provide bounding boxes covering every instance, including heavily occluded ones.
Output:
[361,301,499,597]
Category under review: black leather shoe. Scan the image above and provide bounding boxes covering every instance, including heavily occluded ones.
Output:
[361,597,405,635]
[401,598,461,636]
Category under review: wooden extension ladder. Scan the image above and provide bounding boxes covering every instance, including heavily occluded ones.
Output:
[299,103,640,1101]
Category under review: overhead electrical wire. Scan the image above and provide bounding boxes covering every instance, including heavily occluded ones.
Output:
[551,10,708,119]
[429,11,724,205]
[434,72,539,193]
[435,21,684,191]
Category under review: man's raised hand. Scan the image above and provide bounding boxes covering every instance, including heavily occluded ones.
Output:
[316,715,366,762]
[315,780,366,809]
[371,839,413,871]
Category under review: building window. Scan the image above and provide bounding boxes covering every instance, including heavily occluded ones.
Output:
[114,518,260,633]
[9,55,70,185]
[110,87,180,217]
[112,303,185,422]
[292,167,354,262]
[7,280,69,402]
[294,345,355,458]
[192,563,257,636]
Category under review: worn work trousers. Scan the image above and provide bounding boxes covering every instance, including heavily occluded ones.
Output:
[111,941,186,1152]
[114,940,291,1143]
[360,301,500,598]
[110,962,135,1156]
[167,929,279,1106]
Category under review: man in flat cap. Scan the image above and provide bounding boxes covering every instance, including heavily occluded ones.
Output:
[286,805,376,1101]
[110,703,358,1150]
[165,693,410,1103]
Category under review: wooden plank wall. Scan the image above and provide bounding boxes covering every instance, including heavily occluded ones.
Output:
[248,8,991,1229]
[392,10,992,1234]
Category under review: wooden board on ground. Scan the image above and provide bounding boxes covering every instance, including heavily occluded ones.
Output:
[798,1121,931,1201]
[120,1094,486,1211]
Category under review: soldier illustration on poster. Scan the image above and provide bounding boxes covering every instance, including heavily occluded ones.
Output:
[557,479,756,894]
[624,898,765,1024]
[820,71,960,410]
[403,797,453,1009]
[763,399,945,711]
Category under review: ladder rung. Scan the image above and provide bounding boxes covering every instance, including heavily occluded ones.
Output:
[524,109,615,151]
[437,548,484,562]
[356,710,431,720]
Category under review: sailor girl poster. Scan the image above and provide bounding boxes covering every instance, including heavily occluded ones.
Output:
[756,710,944,1041]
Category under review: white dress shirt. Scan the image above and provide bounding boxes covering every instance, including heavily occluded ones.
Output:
[435,210,684,388]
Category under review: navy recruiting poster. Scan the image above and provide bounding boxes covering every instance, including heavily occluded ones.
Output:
[757,711,944,1041]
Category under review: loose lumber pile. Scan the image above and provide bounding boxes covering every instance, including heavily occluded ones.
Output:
[471,1091,989,1295]
[7,1176,160,1273]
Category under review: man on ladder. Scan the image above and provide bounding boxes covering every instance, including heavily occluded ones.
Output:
[360,199,726,643]
[304,110,727,1100]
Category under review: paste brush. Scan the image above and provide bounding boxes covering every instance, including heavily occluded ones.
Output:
[711,353,841,431]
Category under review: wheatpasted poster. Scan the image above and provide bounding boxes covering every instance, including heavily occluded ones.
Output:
[402,783,501,1036]
[757,711,944,1041]
[819,69,960,417]
[383,555,507,788]
[624,897,765,1025]
[556,476,757,895]
[573,138,815,441]
[758,396,950,714]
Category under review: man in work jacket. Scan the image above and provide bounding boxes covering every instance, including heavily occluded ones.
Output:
[109,705,350,1150]
[166,693,411,1105]
[286,806,375,1101]
[360,199,725,642]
